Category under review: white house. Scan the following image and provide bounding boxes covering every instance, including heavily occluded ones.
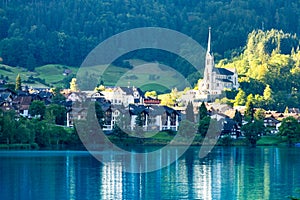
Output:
[102,86,144,107]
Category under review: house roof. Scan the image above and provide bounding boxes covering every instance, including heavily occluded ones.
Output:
[119,87,144,97]
[148,105,181,116]
[0,87,16,95]
[38,91,53,99]
[216,78,233,83]
[129,104,149,115]
[264,117,280,123]
[13,96,32,105]
[214,67,234,76]
[223,118,237,131]
[0,92,12,100]
[111,104,128,114]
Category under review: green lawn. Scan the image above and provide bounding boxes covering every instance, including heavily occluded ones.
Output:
[1,60,191,93]
[257,136,286,145]
[35,64,78,87]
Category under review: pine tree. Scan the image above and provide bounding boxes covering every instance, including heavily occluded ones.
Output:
[15,74,21,91]
[198,102,208,121]
[185,101,194,122]
[233,110,243,126]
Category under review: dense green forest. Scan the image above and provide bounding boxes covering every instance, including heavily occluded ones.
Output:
[218,29,300,111]
[0,0,300,72]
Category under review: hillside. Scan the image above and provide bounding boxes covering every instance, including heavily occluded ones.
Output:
[218,29,300,111]
[0,0,299,73]
[0,64,77,88]
[0,60,188,93]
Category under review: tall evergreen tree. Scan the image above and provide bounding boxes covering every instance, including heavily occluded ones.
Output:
[185,101,194,122]
[233,110,243,126]
[15,74,21,91]
[198,102,208,121]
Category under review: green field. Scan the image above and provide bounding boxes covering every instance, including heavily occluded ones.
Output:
[0,60,191,92]
[0,64,78,88]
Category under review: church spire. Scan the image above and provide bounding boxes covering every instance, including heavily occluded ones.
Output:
[207,27,211,54]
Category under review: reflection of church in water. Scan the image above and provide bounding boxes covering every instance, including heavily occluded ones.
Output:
[198,28,239,100]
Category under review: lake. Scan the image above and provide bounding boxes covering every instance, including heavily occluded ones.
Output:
[0,147,300,200]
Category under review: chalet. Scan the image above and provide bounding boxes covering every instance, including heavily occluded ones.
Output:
[149,105,181,131]
[264,116,280,127]
[221,118,240,138]
[128,104,181,131]
[12,96,32,117]
[81,91,104,101]
[66,92,86,102]
[66,107,87,127]
[102,86,144,106]
[129,104,149,130]
[0,87,16,111]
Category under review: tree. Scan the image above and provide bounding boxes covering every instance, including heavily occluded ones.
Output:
[94,85,105,92]
[170,88,179,104]
[198,116,211,137]
[278,116,300,146]
[134,112,145,141]
[34,121,51,147]
[241,120,265,147]
[51,87,66,103]
[254,108,265,121]
[244,95,254,122]
[145,91,157,98]
[70,78,78,92]
[45,104,66,125]
[234,88,246,106]
[113,124,127,140]
[160,94,175,107]
[263,84,273,101]
[15,74,21,91]
[233,109,243,126]
[50,126,68,145]
[198,102,208,121]
[185,101,194,122]
[29,100,46,119]
[15,124,32,144]
[178,120,196,139]
[0,110,17,144]
[26,54,37,71]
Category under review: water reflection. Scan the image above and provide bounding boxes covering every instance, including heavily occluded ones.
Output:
[0,147,300,199]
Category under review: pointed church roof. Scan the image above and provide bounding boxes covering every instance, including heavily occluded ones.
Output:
[207,27,212,54]
[207,27,211,53]
[213,67,234,76]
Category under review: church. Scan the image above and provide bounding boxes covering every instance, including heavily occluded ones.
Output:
[198,27,239,99]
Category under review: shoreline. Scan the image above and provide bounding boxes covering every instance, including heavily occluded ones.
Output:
[1,136,299,150]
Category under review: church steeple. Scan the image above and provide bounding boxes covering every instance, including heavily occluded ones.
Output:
[207,27,211,54]
[205,27,214,66]
[201,27,215,93]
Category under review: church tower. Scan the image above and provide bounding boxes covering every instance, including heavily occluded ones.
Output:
[202,27,215,93]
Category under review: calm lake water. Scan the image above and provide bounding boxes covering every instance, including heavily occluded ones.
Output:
[0,146,300,200]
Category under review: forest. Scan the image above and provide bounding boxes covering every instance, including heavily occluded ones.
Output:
[0,0,300,72]
[218,29,300,112]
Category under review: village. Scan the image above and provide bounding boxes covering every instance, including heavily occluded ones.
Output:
[0,28,299,143]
